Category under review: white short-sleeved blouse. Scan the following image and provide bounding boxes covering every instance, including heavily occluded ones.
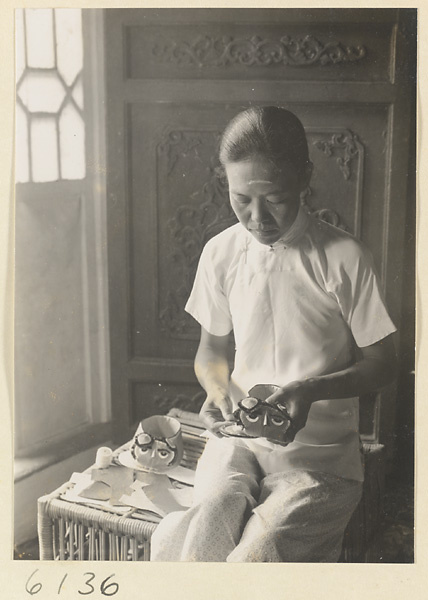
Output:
[185,210,396,481]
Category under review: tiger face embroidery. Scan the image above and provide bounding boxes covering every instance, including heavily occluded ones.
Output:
[131,432,178,471]
[234,395,292,444]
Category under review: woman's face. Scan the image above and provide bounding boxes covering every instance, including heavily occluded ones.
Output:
[225,156,305,245]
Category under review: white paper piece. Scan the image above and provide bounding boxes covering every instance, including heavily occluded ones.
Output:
[91,465,134,503]
[62,472,130,511]
[69,471,91,488]
[79,480,111,501]
[120,480,190,517]
[64,469,134,507]
[167,465,195,486]
[135,471,172,487]
[142,483,188,514]
[62,489,131,512]
[168,486,193,508]
[120,488,167,517]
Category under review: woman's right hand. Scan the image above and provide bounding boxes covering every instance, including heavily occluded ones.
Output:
[199,393,235,436]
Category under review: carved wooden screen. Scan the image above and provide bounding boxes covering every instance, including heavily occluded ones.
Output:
[105,9,414,452]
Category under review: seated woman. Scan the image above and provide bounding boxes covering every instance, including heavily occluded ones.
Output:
[151,106,397,562]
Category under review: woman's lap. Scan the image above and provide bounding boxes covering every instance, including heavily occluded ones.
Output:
[150,438,362,562]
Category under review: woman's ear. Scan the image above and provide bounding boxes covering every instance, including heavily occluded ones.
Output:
[299,161,313,190]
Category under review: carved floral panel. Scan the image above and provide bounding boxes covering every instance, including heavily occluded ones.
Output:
[157,130,236,339]
[152,34,366,69]
[127,22,394,82]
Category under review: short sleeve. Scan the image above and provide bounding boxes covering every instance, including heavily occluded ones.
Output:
[185,242,233,336]
[329,240,397,348]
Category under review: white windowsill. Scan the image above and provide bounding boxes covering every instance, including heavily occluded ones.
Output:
[14,421,113,482]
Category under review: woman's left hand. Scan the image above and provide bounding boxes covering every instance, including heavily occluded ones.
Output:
[266,381,314,443]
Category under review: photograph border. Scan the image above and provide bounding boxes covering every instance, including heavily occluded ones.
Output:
[1,1,425,598]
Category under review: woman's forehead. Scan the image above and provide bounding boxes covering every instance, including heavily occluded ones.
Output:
[226,159,298,191]
[226,156,295,175]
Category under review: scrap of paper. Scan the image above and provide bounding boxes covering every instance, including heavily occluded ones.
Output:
[61,472,130,512]
[135,471,172,487]
[120,478,193,516]
[91,465,134,503]
[167,486,193,508]
[64,467,134,505]
[166,464,196,486]
[120,480,169,516]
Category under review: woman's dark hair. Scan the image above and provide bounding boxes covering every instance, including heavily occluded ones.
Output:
[219,106,310,179]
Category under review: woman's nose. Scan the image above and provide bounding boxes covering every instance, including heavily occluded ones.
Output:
[263,412,269,426]
[250,199,267,223]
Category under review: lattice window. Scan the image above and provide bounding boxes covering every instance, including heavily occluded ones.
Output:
[15,8,86,183]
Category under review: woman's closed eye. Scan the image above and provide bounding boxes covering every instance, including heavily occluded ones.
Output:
[231,193,289,205]
[231,194,251,204]
[265,194,289,205]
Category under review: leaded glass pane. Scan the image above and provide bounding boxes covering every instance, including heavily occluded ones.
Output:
[72,75,84,110]
[31,117,58,182]
[15,8,86,183]
[15,103,29,183]
[59,102,85,180]
[17,71,66,113]
[55,9,83,86]
[25,9,55,69]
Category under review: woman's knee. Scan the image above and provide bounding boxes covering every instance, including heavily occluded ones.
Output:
[196,487,256,519]
[194,473,259,503]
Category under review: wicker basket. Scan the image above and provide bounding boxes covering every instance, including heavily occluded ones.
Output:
[38,408,385,562]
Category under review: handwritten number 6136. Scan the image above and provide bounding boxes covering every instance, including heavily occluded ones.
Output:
[25,570,119,596]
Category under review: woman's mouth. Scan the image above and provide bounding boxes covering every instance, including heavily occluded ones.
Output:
[250,225,278,233]
[251,227,279,236]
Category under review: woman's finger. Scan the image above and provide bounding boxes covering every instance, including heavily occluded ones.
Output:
[264,389,287,407]
[200,407,220,428]
[218,397,234,421]
[200,405,227,435]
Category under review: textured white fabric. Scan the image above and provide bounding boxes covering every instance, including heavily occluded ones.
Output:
[185,214,396,481]
[150,436,363,562]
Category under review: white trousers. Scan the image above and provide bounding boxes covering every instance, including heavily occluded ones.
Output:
[150,437,363,562]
